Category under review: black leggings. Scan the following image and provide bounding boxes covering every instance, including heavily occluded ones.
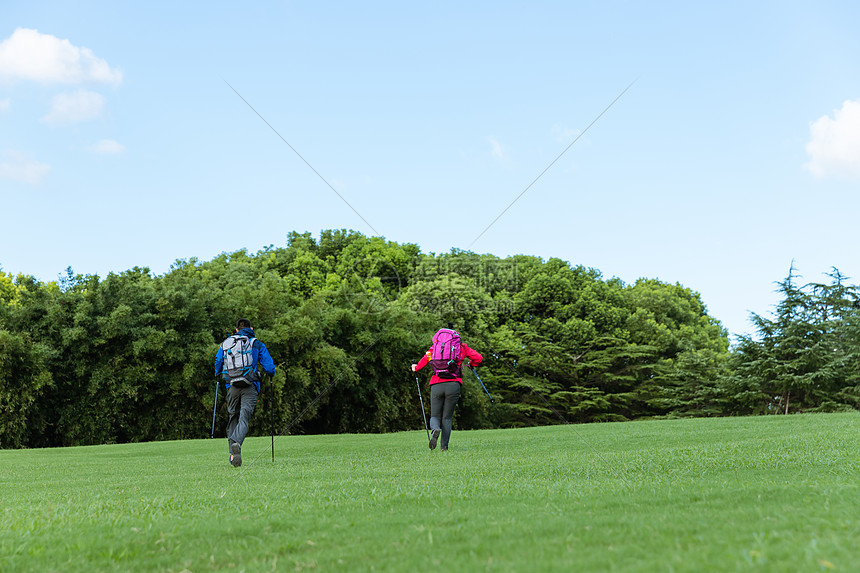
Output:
[429,381,461,449]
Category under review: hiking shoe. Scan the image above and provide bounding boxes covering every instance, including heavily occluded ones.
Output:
[230,442,242,467]
[429,429,440,450]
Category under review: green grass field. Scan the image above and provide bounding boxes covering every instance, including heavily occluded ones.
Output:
[1,413,858,572]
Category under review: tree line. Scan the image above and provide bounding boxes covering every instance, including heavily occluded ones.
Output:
[1,231,857,448]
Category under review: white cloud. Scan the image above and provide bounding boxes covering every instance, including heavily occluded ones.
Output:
[487,136,509,162]
[0,98,9,112]
[0,150,50,185]
[552,124,580,143]
[41,89,105,124]
[0,28,122,85]
[88,139,126,155]
[804,99,860,179]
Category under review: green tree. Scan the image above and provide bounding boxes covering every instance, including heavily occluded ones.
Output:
[0,229,739,447]
[0,329,54,448]
[723,265,860,415]
[625,279,730,417]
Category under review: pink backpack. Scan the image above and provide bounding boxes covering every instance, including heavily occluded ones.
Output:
[430,328,462,379]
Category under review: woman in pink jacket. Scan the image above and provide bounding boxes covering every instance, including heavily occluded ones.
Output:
[412,327,482,451]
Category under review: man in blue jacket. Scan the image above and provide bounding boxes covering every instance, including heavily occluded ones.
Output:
[214,318,276,467]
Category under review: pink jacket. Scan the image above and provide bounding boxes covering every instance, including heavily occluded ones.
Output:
[414,343,483,385]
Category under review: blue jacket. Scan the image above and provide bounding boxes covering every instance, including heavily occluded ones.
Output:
[214,327,276,392]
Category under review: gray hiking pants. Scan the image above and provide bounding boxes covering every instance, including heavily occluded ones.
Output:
[226,383,258,448]
[429,381,461,450]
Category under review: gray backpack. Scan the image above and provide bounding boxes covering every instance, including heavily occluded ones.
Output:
[220,335,259,385]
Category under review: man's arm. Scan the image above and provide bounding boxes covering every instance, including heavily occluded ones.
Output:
[257,341,276,376]
[214,347,224,376]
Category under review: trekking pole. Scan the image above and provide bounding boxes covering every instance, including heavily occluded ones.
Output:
[412,361,431,442]
[210,375,220,438]
[470,366,495,403]
[269,373,275,463]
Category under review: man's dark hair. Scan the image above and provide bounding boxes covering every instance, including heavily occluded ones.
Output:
[236,318,252,329]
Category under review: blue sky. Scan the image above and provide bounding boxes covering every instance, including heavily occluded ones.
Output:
[2,1,859,340]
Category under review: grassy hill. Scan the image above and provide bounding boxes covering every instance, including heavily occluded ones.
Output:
[2,413,858,572]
